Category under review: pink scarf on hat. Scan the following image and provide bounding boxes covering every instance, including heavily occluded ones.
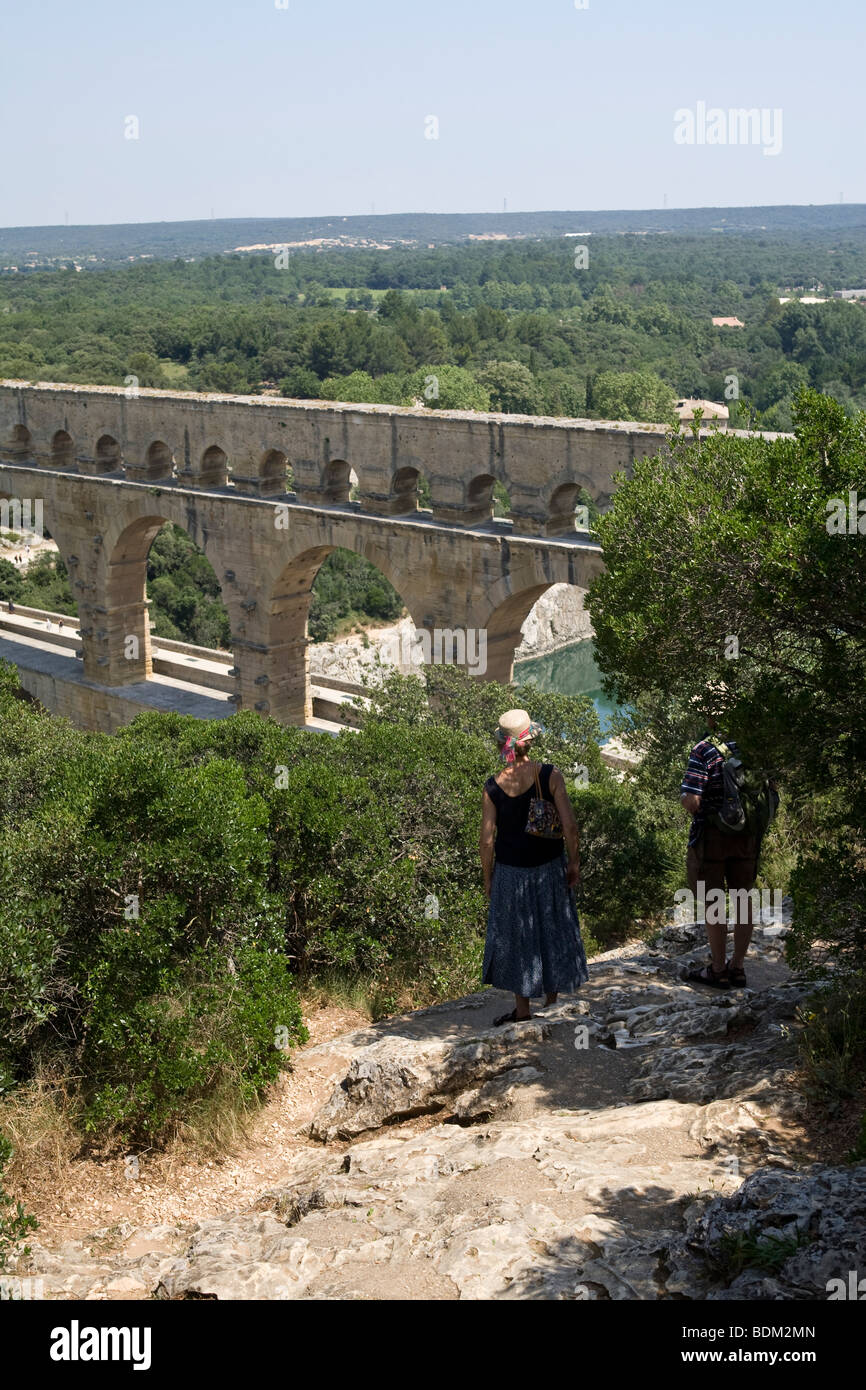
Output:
[501,725,532,764]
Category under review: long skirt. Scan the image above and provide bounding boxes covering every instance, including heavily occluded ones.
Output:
[482,854,589,997]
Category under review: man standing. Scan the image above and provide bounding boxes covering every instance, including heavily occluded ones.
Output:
[680,712,758,989]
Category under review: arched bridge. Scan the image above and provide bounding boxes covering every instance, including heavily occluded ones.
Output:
[0,380,722,731]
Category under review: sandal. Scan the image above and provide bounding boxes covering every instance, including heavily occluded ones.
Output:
[684,962,731,990]
[724,963,748,988]
[493,1008,533,1026]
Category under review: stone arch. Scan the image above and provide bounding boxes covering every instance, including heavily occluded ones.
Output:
[390,465,421,515]
[94,434,122,475]
[50,429,76,470]
[3,424,33,462]
[323,459,351,503]
[144,440,175,481]
[261,449,291,496]
[548,482,582,535]
[100,508,231,685]
[465,473,496,524]
[264,537,417,724]
[484,583,552,684]
[0,477,82,639]
[200,445,228,489]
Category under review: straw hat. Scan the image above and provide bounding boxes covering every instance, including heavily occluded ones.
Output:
[496,709,540,742]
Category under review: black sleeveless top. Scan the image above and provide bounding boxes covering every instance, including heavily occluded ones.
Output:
[484,762,565,867]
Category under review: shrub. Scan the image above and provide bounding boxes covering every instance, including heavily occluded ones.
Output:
[571,780,677,944]
[0,689,307,1144]
[0,1133,37,1272]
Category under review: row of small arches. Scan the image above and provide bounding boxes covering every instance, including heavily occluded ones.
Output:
[3,425,293,492]
[2,424,588,530]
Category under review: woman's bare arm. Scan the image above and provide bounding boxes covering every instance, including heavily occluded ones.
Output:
[480,789,497,898]
[550,768,580,886]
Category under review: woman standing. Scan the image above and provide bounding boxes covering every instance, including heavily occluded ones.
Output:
[480,708,589,1025]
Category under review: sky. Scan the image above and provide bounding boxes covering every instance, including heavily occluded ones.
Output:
[2,0,864,228]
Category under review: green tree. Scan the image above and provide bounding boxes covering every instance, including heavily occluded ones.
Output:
[591,370,676,425]
[0,558,24,602]
[477,360,543,415]
[586,389,866,974]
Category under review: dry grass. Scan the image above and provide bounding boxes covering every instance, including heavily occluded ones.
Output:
[0,1062,83,1213]
[0,998,369,1248]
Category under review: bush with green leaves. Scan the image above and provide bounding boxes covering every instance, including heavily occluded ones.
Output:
[571,780,678,939]
[0,670,306,1143]
[0,1132,37,1271]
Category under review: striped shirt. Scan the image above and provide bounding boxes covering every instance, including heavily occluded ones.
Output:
[681,735,739,847]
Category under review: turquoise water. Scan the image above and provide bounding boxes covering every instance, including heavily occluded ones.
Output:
[514,640,620,735]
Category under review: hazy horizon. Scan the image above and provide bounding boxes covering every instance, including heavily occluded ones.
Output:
[2,0,862,228]
[4,199,866,236]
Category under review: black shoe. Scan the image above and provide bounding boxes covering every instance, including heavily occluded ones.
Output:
[683,962,731,989]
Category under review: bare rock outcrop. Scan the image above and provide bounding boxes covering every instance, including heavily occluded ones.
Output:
[16,912,851,1303]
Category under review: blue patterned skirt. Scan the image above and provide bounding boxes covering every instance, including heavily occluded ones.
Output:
[482,854,589,997]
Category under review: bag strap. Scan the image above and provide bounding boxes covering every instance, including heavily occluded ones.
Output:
[708,736,733,760]
[533,761,543,800]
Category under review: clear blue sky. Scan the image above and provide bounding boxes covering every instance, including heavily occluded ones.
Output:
[2,0,863,227]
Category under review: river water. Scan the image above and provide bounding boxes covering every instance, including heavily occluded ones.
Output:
[514,639,619,734]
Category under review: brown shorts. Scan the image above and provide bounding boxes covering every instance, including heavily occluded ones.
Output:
[686,824,758,895]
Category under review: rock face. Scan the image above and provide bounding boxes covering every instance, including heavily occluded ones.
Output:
[512,584,593,661]
[308,586,594,692]
[15,916,855,1302]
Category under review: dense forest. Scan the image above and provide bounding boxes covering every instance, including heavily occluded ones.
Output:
[2,229,866,430]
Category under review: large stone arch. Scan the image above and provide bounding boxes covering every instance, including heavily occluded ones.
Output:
[262,532,421,724]
[483,583,554,684]
[480,544,602,684]
[98,503,232,685]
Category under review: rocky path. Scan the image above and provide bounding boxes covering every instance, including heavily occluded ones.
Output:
[13,919,866,1301]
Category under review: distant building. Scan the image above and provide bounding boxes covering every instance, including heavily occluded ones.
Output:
[833,288,866,300]
[779,295,827,305]
[711,315,745,328]
[674,398,729,429]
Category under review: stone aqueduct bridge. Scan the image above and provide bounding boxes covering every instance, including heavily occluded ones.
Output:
[0,379,677,731]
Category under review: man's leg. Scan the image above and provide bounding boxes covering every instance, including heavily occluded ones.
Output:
[688,835,726,972]
[726,839,758,969]
[704,888,728,973]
